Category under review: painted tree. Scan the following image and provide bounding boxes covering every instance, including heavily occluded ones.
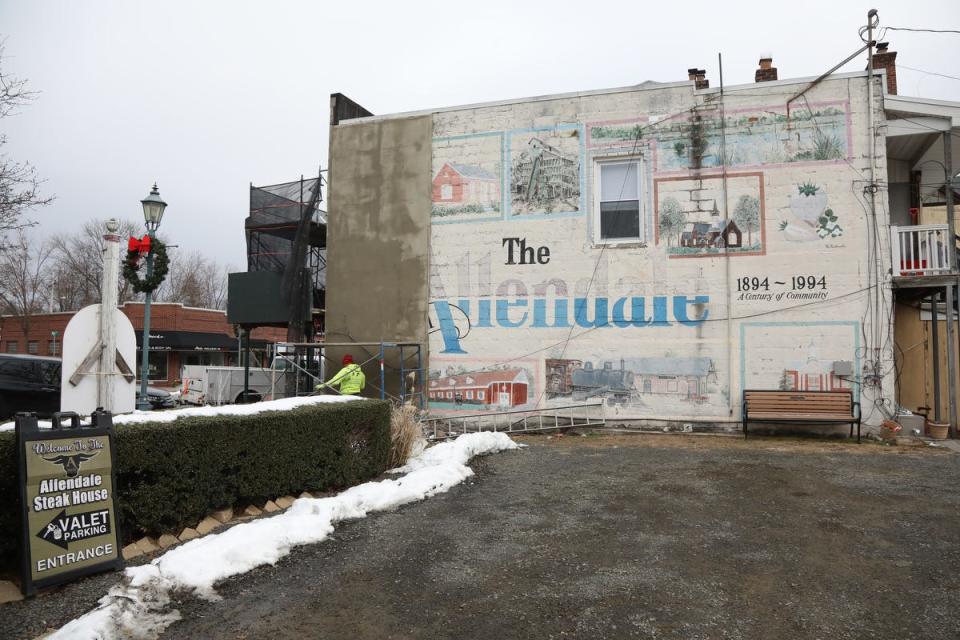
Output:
[658,197,686,246]
[732,194,760,247]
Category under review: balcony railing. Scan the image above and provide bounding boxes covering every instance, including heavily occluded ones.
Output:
[891,224,954,277]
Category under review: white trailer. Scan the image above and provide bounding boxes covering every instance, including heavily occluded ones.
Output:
[180,365,291,406]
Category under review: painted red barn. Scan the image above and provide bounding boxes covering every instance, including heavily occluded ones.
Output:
[432,163,500,206]
[428,368,528,408]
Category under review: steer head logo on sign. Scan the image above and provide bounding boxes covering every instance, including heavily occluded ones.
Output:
[43,452,98,478]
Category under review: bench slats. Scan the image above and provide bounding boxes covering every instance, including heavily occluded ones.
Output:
[747,404,849,411]
[749,412,854,421]
[743,389,860,442]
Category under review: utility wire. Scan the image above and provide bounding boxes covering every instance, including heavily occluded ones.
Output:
[898,65,960,82]
[884,26,960,34]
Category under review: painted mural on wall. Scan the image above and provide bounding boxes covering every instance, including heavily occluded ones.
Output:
[427,362,535,411]
[508,129,581,216]
[545,356,719,409]
[740,322,860,397]
[779,181,843,242]
[432,134,503,222]
[586,118,650,150]
[653,103,850,172]
[426,80,876,421]
[655,173,765,257]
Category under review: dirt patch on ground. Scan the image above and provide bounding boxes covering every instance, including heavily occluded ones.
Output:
[516,431,946,455]
[2,434,957,640]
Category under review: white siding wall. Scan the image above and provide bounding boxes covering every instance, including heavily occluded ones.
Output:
[425,76,894,425]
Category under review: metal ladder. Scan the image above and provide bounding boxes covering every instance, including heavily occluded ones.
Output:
[422,402,606,440]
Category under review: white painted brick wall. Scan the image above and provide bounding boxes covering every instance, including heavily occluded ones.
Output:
[421,76,894,426]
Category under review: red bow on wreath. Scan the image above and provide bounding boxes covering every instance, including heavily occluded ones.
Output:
[128,235,151,255]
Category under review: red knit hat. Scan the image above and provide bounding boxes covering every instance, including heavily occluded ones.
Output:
[342,354,354,365]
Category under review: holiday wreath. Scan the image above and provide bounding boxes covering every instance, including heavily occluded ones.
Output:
[123,235,170,294]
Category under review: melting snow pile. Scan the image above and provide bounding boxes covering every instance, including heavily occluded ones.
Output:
[49,431,520,640]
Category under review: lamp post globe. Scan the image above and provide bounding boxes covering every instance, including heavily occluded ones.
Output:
[137,183,167,410]
[140,183,167,232]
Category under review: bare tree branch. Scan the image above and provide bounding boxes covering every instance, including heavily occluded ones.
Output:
[0,230,54,335]
[0,40,53,241]
[48,218,140,310]
[156,249,232,310]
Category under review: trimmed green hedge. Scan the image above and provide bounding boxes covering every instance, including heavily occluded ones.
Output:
[0,399,391,571]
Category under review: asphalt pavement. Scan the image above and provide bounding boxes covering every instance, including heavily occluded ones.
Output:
[2,434,958,640]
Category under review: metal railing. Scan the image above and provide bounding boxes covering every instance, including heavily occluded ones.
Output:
[891,224,953,277]
[422,402,606,439]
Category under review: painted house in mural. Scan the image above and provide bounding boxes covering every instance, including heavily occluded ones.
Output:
[631,357,715,400]
[511,137,580,212]
[427,369,529,408]
[326,45,960,434]
[432,163,500,208]
[680,219,742,248]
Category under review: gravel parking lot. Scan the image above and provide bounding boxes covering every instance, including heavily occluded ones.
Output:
[3,434,958,640]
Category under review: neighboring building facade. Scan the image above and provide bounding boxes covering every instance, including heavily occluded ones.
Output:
[0,303,285,385]
[327,50,960,431]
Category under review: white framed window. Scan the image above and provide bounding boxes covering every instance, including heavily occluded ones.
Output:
[466,390,474,400]
[594,158,643,243]
[478,390,485,400]
[441,184,453,200]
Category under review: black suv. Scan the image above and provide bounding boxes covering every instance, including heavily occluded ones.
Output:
[0,354,174,420]
[0,354,61,420]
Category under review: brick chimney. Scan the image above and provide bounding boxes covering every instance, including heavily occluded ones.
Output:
[869,42,898,95]
[755,56,778,82]
[687,68,709,90]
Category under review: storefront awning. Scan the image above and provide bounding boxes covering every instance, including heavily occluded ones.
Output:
[135,331,246,352]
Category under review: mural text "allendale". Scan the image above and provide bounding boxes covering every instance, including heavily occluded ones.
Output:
[432,295,710,353]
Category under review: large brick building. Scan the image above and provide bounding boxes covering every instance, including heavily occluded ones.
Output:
[0,303,285,386]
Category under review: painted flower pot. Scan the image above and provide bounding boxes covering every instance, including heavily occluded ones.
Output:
[789,192,828,226]
[781,222,819,242]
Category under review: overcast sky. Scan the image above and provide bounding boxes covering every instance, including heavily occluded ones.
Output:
[2,1,958,268]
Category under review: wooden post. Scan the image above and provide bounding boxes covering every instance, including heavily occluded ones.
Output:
[945,283,958,438]
[99,220,121,410]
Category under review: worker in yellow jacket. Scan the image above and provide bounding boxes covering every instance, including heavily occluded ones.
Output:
[317,354,366,395]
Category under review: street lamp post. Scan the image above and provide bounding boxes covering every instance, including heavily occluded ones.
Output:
[137,184,167,410]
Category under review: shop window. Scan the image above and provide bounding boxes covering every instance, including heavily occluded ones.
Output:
[144,351,169,382]
[595,159,643,242]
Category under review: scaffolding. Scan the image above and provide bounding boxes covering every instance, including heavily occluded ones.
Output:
[245,175,327,327]
[269,341,425,407]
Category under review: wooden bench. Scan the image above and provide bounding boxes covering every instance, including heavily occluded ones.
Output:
[742,390,861,442]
